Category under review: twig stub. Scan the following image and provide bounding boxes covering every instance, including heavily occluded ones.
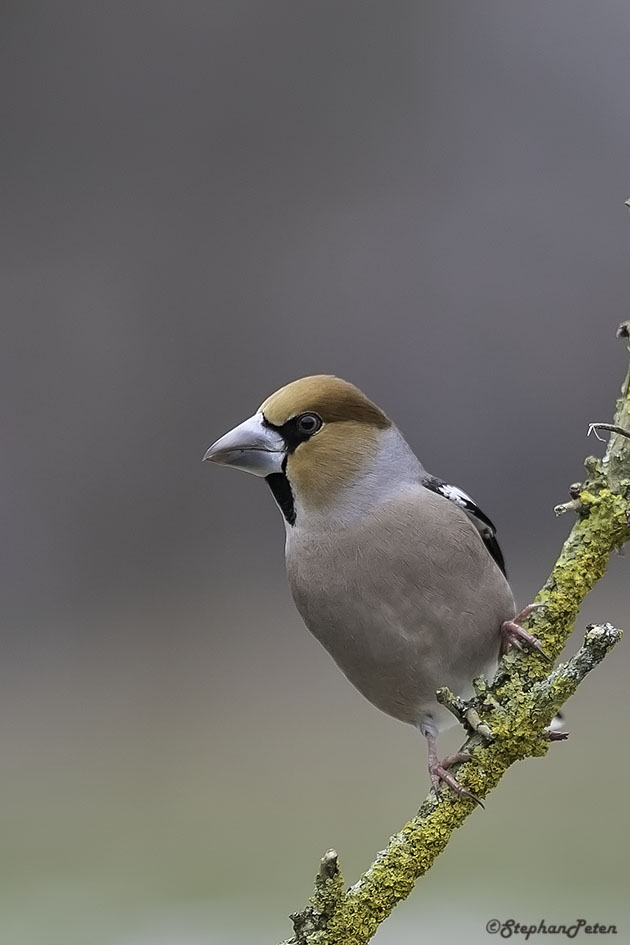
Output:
[588,422,630,442]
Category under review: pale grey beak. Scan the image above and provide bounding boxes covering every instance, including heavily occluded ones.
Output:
[203,412,286,477]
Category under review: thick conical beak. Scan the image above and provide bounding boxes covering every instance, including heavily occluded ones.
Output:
[203,413,286,477]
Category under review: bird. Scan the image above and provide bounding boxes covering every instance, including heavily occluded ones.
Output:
[203,375,547,801]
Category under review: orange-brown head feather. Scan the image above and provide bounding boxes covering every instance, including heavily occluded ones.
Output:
[259,375,390,430]
[259,376,391,510]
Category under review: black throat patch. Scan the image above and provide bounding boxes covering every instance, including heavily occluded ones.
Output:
[265,466,296,526]
[261,416,304,526]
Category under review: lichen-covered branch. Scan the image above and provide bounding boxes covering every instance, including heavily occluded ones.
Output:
[531,623,623,718]
[279,325,630,945]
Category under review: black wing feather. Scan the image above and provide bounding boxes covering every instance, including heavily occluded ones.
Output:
[422,474,507,577]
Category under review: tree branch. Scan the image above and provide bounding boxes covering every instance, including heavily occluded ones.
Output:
[279,324,630,945]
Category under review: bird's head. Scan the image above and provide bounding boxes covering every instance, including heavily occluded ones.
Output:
[203,375,398,525]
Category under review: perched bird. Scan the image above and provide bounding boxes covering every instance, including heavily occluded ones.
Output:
[203,375,546,800]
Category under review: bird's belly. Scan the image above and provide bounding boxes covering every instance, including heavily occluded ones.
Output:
[285,497,515,731]
[288,570,502,729]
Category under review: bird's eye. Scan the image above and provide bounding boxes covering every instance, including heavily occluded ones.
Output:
[296,412,322,436]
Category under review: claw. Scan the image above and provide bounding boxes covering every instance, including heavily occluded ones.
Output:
[428,752,484,807]
[500,604,550,660]
[423,731,484,807]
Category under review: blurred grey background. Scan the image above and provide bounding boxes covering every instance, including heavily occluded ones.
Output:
[2,2,629,943]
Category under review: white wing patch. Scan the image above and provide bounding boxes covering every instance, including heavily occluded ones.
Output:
[435,482,476,506]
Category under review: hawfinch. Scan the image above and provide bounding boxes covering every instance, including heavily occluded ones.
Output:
[204,375,545,800]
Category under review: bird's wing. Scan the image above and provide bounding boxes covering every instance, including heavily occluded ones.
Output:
[421,475,507,577]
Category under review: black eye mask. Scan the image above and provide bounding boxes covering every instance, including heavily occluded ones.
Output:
[262,412,323,454]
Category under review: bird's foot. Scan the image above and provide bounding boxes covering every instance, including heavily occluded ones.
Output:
[500,604,550,660]
[428,751,484,807]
